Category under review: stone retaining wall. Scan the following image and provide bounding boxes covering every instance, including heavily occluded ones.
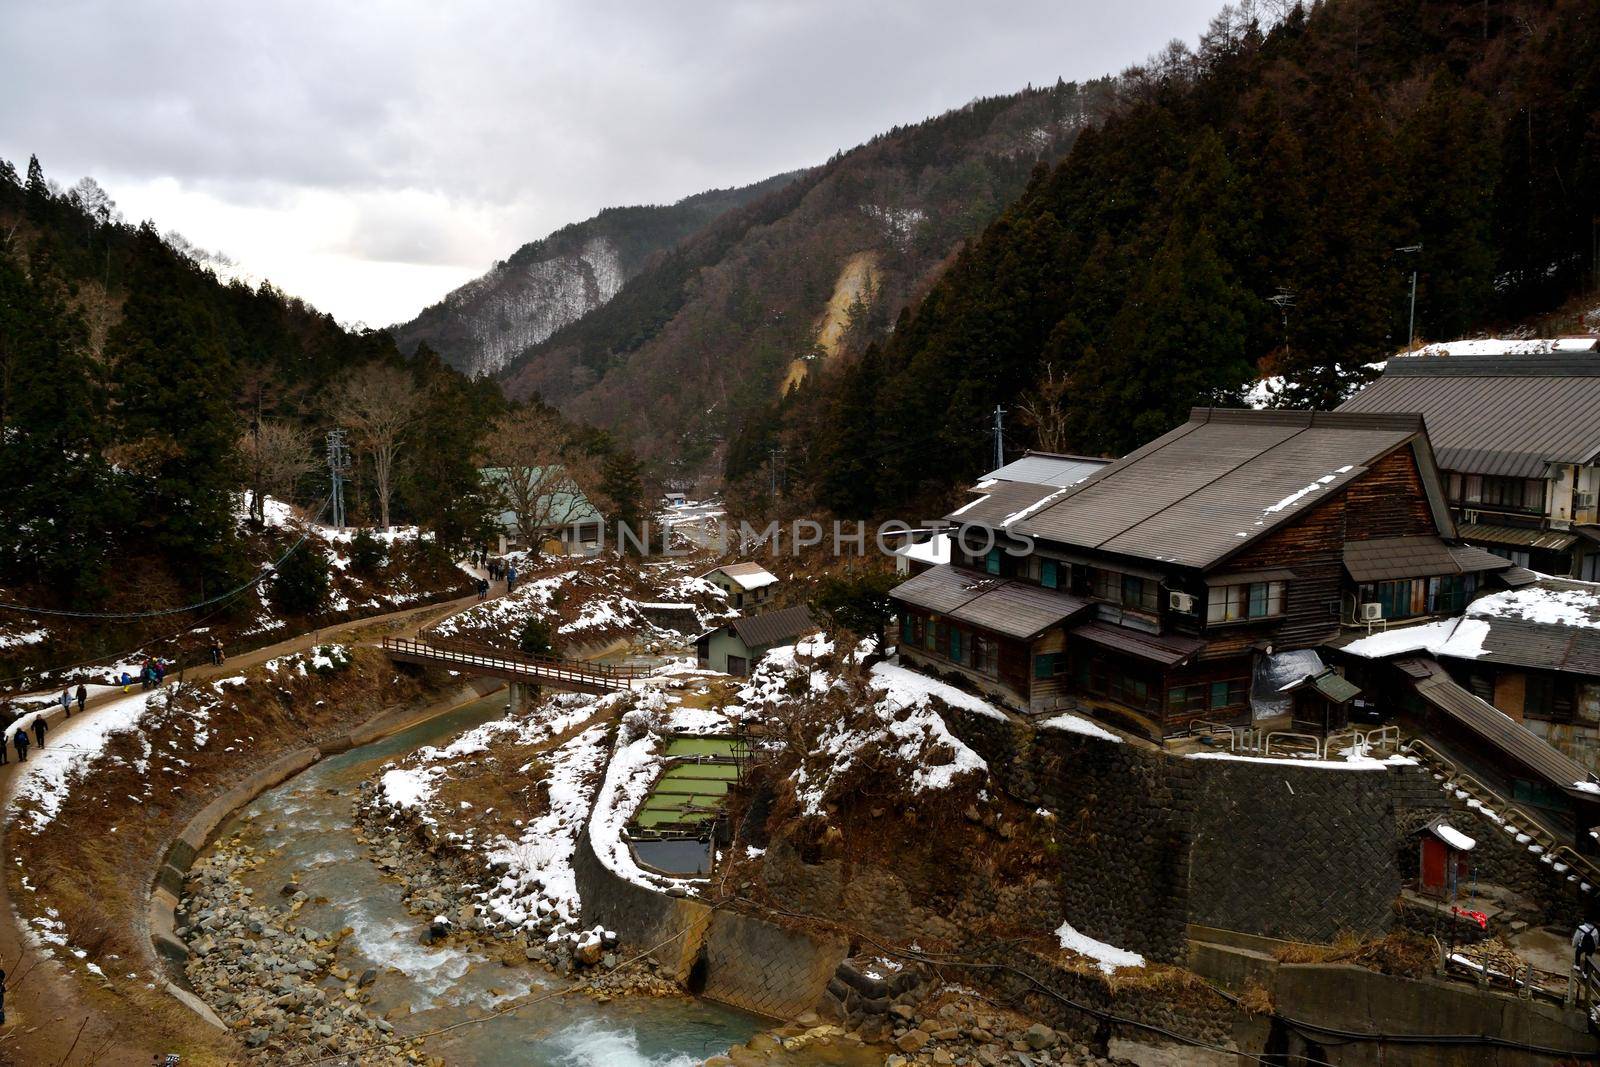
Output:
[571,826,847,1019]
[941,709,1403,953]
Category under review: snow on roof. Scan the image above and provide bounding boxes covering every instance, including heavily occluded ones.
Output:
[703,562,779,591]
[1430,821,1477,851]
[893,533,953,566]
[1338,618,1491,661]
[1467,579,1600,630]
[1406,337,1598,358]
[1055,921,1145,974]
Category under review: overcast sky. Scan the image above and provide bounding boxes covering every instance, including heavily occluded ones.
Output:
[1,0,1223,327]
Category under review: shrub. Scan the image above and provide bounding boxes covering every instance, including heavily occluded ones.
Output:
[518,616,556,656]
[271,542,331,616]
[348,530,387,574]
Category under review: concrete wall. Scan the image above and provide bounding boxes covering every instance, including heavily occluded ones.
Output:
[571,824,848,1019]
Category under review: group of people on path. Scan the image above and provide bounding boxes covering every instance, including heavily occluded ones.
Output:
[118,657,172,692]
[481,554,518,593]
[0,711,47,764]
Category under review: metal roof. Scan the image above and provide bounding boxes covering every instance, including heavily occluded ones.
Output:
[1343,536,1511,583]
[1279,669,1363,704]
[1004,409,1437,571]
[1338,354,1600,478]
[727,605,816,649]
[1069,620,1205,667]
[1457,522,1578,552]
[1463,578,1600,675]
[948,481,1066,530]
[981,451,1111,488]
[1398,656,1595,796]
[889,564,1092,640]
[704,561,780,591]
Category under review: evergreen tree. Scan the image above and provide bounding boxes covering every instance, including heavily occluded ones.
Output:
[108,224,244,593]
[269,539,330,617]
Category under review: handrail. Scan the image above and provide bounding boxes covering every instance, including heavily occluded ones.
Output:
[380,636,641,689]
[1401,738,1600,887]
[1264,730,1323,758]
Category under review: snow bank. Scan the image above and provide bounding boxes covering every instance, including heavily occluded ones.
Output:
[1038,713,1122,743]
[1055,921,1145,974]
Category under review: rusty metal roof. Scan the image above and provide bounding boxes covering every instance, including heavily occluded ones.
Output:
[1457,522,1578,552]
[728,605,816,648]
[1338,354,1600,478]
[1008,409,1438,570]
[1343,536,1511,583]
[1399,656,1595,796]
[889,564,1091,640]
[1069,620,1205,667]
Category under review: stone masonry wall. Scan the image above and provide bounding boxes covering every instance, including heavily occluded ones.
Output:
[942,709,1403,950]
[1185,759,1398,941]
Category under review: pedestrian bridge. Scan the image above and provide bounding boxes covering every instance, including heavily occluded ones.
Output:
[380,636,642,695]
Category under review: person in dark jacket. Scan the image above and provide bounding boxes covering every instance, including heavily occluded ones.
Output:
[31,716,45,749]
[13,729,28,762]
[74,683,86,715]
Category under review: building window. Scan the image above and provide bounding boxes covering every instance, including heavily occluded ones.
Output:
[1453,473,1546,513]
[1034,652,1066,679]
[949,627,964,664]
[972,634,994,676]
[1525,674,1573,720]
[1025,555,1065,590]
[1167,685,1208,714]
[1077,654,1159,713]
[901,613,925,647]
[1360,575,1476,620]
[1210,679,1249,709]
[1206,581,1286,624]
[984,549,1002,575]
[1089,568,1158,613]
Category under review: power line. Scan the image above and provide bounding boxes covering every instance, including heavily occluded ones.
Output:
[0,493,332,621]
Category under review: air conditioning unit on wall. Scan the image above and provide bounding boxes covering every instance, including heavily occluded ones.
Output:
[1168,591,1196,613]
[1360,602,1384,623]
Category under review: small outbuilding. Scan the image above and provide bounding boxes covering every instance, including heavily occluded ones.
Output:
[701,562,780,612]
[695,605,817,677]
[1416,816,1476,899]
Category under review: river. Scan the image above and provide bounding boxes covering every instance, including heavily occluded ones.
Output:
[201,692,774,1066]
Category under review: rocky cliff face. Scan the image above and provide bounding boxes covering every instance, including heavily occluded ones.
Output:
[390,173,800,378]
[495,79,1115,466]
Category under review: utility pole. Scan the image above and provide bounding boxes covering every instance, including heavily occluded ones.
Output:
[1266,288,1296,351]
[768,446,784,500]
[325,429,351,529]
[1396,243,1422,351]
[991,405,1006,471]
[249,382,264,528]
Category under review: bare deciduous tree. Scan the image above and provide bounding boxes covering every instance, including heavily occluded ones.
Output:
[336,365,423,529]
[240,419,318,513]
[479,407,599,556]
[1015,362,1073,454]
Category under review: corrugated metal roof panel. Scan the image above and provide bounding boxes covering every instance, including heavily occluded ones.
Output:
[729,605,816,648]
[1070,621,1205,667]
[982,452,1110,487]
[1015,410,1425,570]
[946,481,1065,528]
[1404,656,1594,794]
[1343,536,1512,582]
[1457,523,1578,552]
[889,564,998,615]
[1339,360,1600,477]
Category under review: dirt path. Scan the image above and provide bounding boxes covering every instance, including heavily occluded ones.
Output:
[0,584,500,1067]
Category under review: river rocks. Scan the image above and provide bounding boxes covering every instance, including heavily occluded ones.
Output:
[181,839,423,1065]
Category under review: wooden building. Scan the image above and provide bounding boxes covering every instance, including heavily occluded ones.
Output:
[701,562,780,614]
[1340,344,1600,578]
[892,408,1519,740]
[695,605,816,677]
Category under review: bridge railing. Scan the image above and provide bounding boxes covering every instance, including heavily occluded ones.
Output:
[380,635,643,689]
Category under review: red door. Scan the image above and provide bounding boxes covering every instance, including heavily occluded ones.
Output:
[1420,838,1447,895]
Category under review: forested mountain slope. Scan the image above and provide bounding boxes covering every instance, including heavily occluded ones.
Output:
[390,173,801,378]
[756,0,1600,518]
[0,156,504,611]
[496,80,1114,470]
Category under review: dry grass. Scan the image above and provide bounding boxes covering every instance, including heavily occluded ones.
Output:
[1236,978,1275,1016]
[1272,928,1435,978]
[5,647,443,1063]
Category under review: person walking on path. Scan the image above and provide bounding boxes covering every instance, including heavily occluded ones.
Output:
[58,689,71,718]
[506,564,518,593]
[13,728,28,763]
[31,715,45,750]
[74,683,86,715]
